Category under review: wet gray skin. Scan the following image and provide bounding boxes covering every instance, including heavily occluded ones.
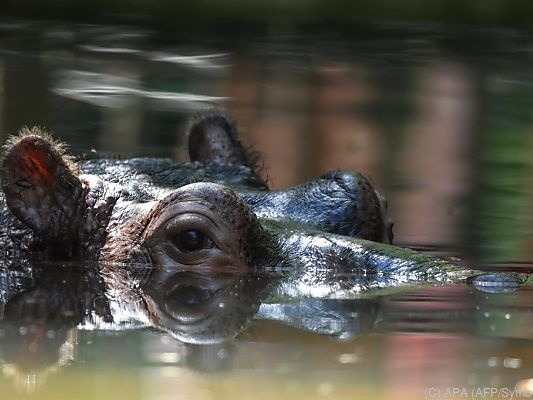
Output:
[0,114,529,311]
[0,113,392,260]
[0,114,392,265]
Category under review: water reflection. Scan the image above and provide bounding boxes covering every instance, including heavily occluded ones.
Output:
[53,70,227,110]
[128,266,274,344]
[0,263,108,390]
[0,258,530,388]
[0,19,533,398]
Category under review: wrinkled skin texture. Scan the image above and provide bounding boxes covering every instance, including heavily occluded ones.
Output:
[1,114,529,294]
[0,114,392,266]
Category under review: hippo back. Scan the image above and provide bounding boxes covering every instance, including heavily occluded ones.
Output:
[80,158,268,202]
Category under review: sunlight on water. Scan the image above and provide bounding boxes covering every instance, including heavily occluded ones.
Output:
[53,70,228,109]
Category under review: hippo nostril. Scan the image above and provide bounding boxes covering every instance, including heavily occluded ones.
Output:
[320,170,360,193]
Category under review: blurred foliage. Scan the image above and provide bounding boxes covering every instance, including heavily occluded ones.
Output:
[475,71,533,262]
[1,0,533,29]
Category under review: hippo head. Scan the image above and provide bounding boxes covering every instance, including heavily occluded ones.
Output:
[1,113,394,271]
[0,129,273,270]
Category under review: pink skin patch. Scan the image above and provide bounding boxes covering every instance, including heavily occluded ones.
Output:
[25,149,55,184]
[14,140,56,186]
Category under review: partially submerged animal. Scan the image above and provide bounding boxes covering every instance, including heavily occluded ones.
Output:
[0,112,529,380]
[0,113,527,300]
[0,114,392,263]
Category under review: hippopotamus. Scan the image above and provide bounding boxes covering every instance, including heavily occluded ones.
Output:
[1,113,526,278]
[0,113,528,300]
[0,115,530,380]
[0,113,394,265]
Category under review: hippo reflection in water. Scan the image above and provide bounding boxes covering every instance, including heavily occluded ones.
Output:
[3,261,521,378]
[0,113,529,345]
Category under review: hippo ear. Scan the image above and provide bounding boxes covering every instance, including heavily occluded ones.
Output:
[188,113,261,170]
[1,128,85,239]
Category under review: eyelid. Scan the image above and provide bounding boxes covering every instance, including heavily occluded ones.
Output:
[164,214,212,236]
[163,214,218,250]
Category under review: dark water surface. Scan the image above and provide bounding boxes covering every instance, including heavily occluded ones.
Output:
[0,20,532,399]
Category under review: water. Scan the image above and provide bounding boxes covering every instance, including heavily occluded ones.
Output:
[0,19,532,399]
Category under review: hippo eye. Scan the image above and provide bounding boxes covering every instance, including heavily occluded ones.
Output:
[174,229,212,252]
